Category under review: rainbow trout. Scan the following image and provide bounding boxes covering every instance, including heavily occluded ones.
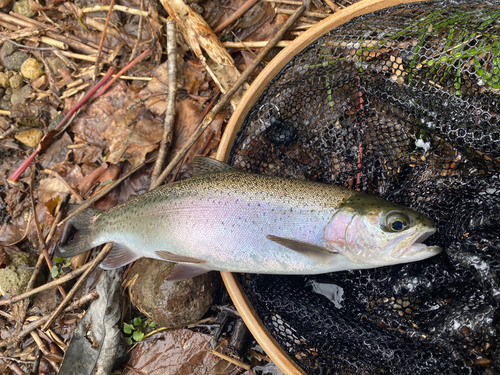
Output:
[57,157,441,280]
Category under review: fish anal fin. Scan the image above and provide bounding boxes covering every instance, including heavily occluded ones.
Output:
[156,250,206,264]
[192,157,237,176]
[100,243,141,270]
[266,235,337,263]
[166,264,210,281]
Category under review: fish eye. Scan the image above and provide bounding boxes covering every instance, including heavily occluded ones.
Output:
[385,211,410,232]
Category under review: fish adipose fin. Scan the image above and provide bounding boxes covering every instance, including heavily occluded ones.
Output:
[192,157,237,176]
[101,243,141,269]
[266,235,337,263]
[166,264,210,281]
[56,208,103,258]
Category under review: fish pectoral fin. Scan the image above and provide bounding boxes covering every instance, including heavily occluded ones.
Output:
[166,264,210,281]
[156,251,206,264]
[266,235,337,263]
[101,243,141,270]
[192,157,237,176]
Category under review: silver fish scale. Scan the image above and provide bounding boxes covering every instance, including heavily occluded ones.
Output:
[93,171,358,274]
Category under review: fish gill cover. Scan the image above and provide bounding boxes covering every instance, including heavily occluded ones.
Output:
[228,1,500,374]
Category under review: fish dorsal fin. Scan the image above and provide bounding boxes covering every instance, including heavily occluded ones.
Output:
[266,235,337,263]
[156,250,206,264]
[166,264,210,281]
[192,157,237,176]
[100,243,141,270]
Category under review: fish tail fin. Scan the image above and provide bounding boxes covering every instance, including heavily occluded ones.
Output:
[56,208,103,258]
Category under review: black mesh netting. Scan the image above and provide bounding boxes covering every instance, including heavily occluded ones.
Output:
[227,1,500,374]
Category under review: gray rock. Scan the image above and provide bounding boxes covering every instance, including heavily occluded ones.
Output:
[3,51,29,71]
[45,56,66,76]
[10,83,30,105]
[0,41,17,61]
[0,98,11,110]
[127,258,221,328]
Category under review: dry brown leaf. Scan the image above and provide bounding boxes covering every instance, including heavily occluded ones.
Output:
[72,82,128,149]
[15,129,44,147]
[103,110,163,169]
[39,132,73,168]
[38,176,71,204]
[0,215,28,246]
[78,162,108,196]
[48,161,84,188]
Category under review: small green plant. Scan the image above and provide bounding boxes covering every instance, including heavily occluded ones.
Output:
[123,317,156,345]
[51,257,72,278]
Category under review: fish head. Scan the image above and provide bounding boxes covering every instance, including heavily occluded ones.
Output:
[324,194,442,267]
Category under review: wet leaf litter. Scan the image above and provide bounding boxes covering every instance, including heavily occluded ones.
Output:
[0,0,344,373]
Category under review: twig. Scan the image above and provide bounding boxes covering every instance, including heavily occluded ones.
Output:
[263,0,302,4]
[29,167,67,299]
[151,20,176,185]
[275,7,329,18]
[0,310,14,321]
[94,49,150,97]
[57,51,99,62]
[42,169,84,203]
[42,242,114,330]
[59,83,91,100]
[0,124,15,138]
[222,41,291,48]
[0,291,98,348]
[207,349,251,370]
[129,0,145,62]
[213,0,260,34]
[44,194,68,247]
[30,331,59,372]
[322,0,339,12]
[31,348,41,375]
[94,0,116,80]
[0,350,26,375]
[7,68,115,184]
[150,5,306,190]
[0,263,92,306]
[98,73,152,81]
[0,35,62,50]
[57,154,156,228]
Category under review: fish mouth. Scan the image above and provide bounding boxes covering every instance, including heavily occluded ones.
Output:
[400,230,442,260]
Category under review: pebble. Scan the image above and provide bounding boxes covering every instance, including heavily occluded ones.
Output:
[10,83,30,105]
[9,74,24,90]
[3,51,29,71]
[21,58,44,81]
[13,0,37,18]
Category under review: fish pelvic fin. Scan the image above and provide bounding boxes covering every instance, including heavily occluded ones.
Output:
[192,157,237,176]
[166,264,210,281]
[56,207,103,258]
[266,235,338,263]
[101,243,141,269]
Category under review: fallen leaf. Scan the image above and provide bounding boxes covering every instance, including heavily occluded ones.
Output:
[103,111,163,169]
[122,329,238,375]
[38,176,71,204]
[48,161,84,189]
[78,163,108,196]
[39,132,73,168]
